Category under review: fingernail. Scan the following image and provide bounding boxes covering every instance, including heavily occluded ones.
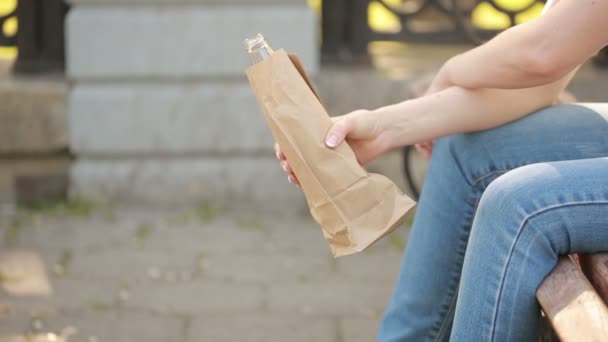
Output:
[287,175,294,184]
[281,162,288,172]
[326,134,339,147]
[275,150,281,159]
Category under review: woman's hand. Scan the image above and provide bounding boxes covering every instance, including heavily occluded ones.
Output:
[274,143,301,187]
[275,109,391,187]
[415,141,434,160]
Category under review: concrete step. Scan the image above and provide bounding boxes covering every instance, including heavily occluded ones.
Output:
[0,155,71,206]
[0,71,68,154]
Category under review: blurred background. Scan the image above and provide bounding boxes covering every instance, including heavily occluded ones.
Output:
[0,0,606,341]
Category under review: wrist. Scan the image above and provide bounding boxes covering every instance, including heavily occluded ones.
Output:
[373,106,402,152]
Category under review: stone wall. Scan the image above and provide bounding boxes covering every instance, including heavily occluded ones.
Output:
[66,0,318,209]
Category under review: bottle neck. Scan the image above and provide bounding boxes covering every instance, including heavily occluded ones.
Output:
[250,46,273,64]
[245,34,274,65]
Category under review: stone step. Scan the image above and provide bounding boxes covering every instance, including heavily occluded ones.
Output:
[69,82,274,156]
[70,156,308,212]
[0,73,68,154]
[69,154,415,212]
[68,67,424,156]
[0,155,71,206]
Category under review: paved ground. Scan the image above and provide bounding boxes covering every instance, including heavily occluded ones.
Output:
[0,204,412,342]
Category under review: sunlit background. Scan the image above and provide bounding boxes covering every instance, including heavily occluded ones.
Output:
[0,0,545,62]
[308,0,543,33]
[0,0,17,60]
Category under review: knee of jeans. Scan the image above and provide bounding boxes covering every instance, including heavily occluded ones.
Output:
[477,163,549,218]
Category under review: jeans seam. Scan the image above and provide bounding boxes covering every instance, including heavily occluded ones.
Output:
[432,243,466,341]
[434,283,460,341]
[446,142,474,187]
[489,200,608,342]
[430,191,483,341]
[470,132,519,186]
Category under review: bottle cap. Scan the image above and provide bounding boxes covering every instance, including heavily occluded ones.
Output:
[244,33,266,53]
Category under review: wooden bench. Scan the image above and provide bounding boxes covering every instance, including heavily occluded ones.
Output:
[537,253,608,341]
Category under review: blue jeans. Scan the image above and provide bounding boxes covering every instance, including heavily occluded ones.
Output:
[378,104,608,341]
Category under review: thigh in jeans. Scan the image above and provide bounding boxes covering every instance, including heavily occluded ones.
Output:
[452,157,608,342]
[378,104,608,342]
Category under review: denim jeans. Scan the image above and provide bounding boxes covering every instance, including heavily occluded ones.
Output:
[378,104,608,341]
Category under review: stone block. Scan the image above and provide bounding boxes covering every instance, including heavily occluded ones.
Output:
[68,249,199,282]
[69,82,273,155]
[70,157,306,209]
[268,277,392,316]
[67,6,317,79]
[0,77,68,154]
[15,215,286,256]
[0,310,183,342]
[63,236,333,285]
[47,311,183,342]
[11,218,143,253]
[126,281,265,314]
[6,278,121,313]
[190,314,337,342]
[0,157,71,205]
[132,217,275,255]
[203,254,334,284]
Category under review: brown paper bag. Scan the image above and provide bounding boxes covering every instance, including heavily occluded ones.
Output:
[246,50,416,257]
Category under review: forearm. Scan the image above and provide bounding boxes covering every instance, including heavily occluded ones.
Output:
[441,24,560,90]
[439,0,608,90]
[378,70,576,149]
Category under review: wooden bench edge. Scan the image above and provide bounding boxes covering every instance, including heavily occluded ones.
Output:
[537,256,608,341]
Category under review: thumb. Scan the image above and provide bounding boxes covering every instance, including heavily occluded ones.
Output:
[325,117,352,148]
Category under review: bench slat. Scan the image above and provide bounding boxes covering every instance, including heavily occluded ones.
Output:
[580,253,608,304]
[537,256,608,341]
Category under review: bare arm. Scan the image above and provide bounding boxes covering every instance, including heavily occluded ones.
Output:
[431,0,608,90]
[376,69,577,150]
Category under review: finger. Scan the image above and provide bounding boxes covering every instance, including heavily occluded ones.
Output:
[325,117,352,148]
[288,174,301,187]
[420,145,433,160]
[280,161,293,174]
[415,142,430,152]
[414,143,432,158]
[274,143,285,161]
